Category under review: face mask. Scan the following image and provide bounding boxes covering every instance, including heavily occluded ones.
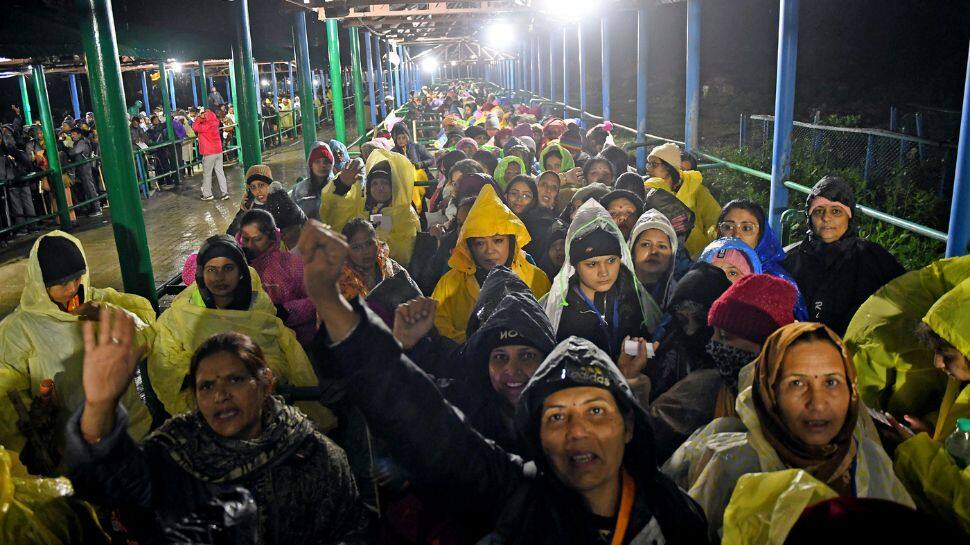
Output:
[706,338,757,392]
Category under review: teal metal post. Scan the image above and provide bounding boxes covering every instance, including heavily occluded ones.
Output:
[231,0,263,171]
[157,61,178,183]
[18,74,32,125]
[364,29,378,126]
[601,16,611,120]
[77,0,156,304]
[229,56,239,119]
[373,33,387,118]
[167,70,176,110]
[32,65,70,230]
[946,44,970,257]
[685,0,701,151]
[198,60,208,106]
[635,7,649,173]
[767,0,799,234]
[69,73,81,119]
[191,68,199,107]
[349,26,366,136]
[294,10,318,161]
[326,18,346,143]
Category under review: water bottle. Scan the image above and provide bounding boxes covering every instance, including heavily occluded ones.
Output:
[944,418,970,469]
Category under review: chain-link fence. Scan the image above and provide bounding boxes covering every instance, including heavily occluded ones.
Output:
[742,114,957,194]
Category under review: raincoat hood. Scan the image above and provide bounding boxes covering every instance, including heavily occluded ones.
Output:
[921,277,970,440]
[465,265,532,339]
[328,139,350,170]
[194,234,253,311]
[629,209,679,307]
[539,142,575,173]
[494,155,528,190]
[449,184,531,274]
[365,148,416,209]
[21,231,91,316]
[543,199,662,334]
[699,237,764,275]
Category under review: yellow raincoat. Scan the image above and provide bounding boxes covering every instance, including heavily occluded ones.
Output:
[0,231,155,454]
[721,469,838,545]
[662,363,913,537]
[319,149,421,265]
[431,185,551,343]
[845,256,970,429]
[644,170,720,257]
[148,271,335,431]
[0,446,108,544]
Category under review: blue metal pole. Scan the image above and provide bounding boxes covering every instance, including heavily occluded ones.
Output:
[945,45,970,257]
[387,43,395,107]
[168,70,176,110]
[364,30,378,126]
[635,7,649,174]
[563,26,570,117]
[288,62,294,98]
[538,36,545,98]
[601,16,611,121]
[69,73,81,119]
[915,112,926,161]
[191,68,199,107]
[685,0,701,151]
[270,62,279,105]
[767,0,800,235]
[550,31,557,101]
[374,35,388,118]
[578,21,587,125]
[140,71,151,114]
[863,134,874,183]
[530,38,537,94]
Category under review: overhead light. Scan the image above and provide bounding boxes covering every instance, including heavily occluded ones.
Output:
[260,79,269,86]
[486,21,514,49]
[388,51,401,66]
[540,0,596,20]
[313,78,320,85]
[171,62,183,73]
[421,57,439,73]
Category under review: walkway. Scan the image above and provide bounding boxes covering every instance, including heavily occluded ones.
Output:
[0,123,357,318]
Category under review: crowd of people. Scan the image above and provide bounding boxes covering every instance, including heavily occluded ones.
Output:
[0,79,968,545]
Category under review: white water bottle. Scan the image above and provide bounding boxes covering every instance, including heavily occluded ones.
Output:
[944,418,970,469]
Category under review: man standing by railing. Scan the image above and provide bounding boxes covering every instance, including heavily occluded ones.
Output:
[192,108,229,201]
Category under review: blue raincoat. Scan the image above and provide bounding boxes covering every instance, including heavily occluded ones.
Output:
[329,139,350,171]
[753,223,810,320]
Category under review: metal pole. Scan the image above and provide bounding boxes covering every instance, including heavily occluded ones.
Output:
[191,68,199,107]
[601,16,611,121]
[549,31,557,102]
[32,65,70,230]
[350,26,367,137]
[529,38,537,94]
[563,26,570,116]
[946,44,970,257]
[374,34,388,118]
[229,56,238,119]
[635,7,649,173]
[270,62,279,107]
[69,73,82,120]
[225,76,231,103]
[167,70,177,110]
[77,0,156,304]
[537,36,545,98]
[18,74,33,125]
[140,71,151,114]
[198,59,208,107]
[578,20,587,124]
[767,0,800,234]
[294,10,318,161]
[157,61,180,185]
[326,18,347,143]
[685,0,701,151]
[231,0,263,171]
[387,43,396,107]
[364,29,378,126]
[288,61,295,99]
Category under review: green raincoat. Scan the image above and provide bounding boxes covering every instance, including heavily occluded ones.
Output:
[493,155,527,191]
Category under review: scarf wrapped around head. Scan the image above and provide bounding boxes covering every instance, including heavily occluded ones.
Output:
[752,322,859,495]
[338,240,394,300]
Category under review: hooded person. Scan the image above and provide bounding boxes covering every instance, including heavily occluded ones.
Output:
[643,188,697,279]
[493,155,528,191]
[558,125,586,164]
[538,141,575,174]
[150,235,335,430]
[716,199,809,320]
[0,232,156,469]
[456,137,479,157]
[290,141,335,221]
[230,164,308,250]
[391,122,435,173]
[646,262,731,402]
[662,322,914,539]
[329,139,350,171]
[615,172,646,202]
[644,143,721,257]
[535,223,567,281]
[432,185,551,343]
[534,170,562,216]
[698,237,763,284]
[599,145,633,179]
[628,209,680,310]
[543,199,662,358]
[599,189,645,241]
[558,182,611,228]
[783,175,905,335]
[585,121,615,156]
[540,117,568,147]
[583,156,616,187]
[320,148,421,265]
[464,125,488,146]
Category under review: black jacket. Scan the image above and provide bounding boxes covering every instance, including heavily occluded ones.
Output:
[310,299,709,545]
[394,141,435,172]
[556,272,647,358]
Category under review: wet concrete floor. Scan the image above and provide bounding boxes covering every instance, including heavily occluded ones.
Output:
[0,123,358,318]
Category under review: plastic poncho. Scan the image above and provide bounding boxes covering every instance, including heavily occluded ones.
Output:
[0,446,109,544]
[319,149,421,265]
[493,155,527,191]
[0,231,156,454]
[538,141,575,173]
[698,237,764,277]
[148,270,335,431]
[753,221,810,320]
[845,256,970,429]
[431,185,551,343]
[542,199,662,337]
[644,170,720,257]
[721,469,838,545]
[628,208,680,310]
[894,432,970,534]
[662,361,913,535]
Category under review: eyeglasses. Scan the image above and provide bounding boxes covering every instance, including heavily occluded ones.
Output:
[507,190,534,202]
[718,221,758,235]
[647,160,663,168]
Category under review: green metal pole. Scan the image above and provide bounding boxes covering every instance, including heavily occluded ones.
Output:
[197,59,207,107]
[349,26,366,137]
[326,18,346,143]
[157,61,180,184]
[19,74,33,125]
[32,65,70,230]
[294,11,318,162]
[77,0,156,304]
[229,56,239,118]
[231,0,262,171]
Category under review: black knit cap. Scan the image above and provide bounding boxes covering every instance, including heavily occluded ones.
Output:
[38,236,86,287]
[569,227,621,266]
[194,234,252,311]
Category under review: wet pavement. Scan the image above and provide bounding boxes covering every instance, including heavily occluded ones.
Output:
[0,123,358,318]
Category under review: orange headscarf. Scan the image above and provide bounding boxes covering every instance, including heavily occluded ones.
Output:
[752,322,860,496]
